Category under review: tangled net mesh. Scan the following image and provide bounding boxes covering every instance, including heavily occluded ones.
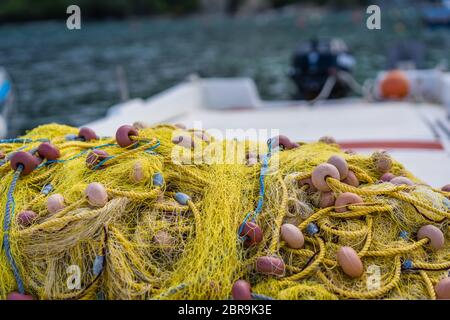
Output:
[0,123,449,300]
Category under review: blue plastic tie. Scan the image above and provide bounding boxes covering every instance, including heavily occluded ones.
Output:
[399,230,409,240]
[96,291,106,300]
[238,211,253,241]
[92,156,115,170]
[253,140,272,218]
[237,140,273,240]
[145,140,160,152]
[402,259,414,270]
[152,173,164,187]
[251,293,275,300]
[91,140,159,170]
[37,143,118,170]
[93,255,104,277]
[306,223,319,235]
[65,134,78,141]
[443,198,450,210]
[0,138,33,144]
[175,192,191,206]
[41,184,53,195]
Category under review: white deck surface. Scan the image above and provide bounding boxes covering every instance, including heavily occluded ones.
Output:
[172,105,450,187]
[86,79,450,187]
[177,104,434,142]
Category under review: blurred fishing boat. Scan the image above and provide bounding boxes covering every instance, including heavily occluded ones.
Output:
[422,0,450,27]
[0,67,11,138]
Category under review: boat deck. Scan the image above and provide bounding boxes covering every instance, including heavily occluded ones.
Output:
[86,78,450,187]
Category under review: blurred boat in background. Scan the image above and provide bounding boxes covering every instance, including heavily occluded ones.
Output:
[0,67,11,138]
[422,0,450,27]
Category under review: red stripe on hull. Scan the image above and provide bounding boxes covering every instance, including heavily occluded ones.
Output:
[338,141,444,150]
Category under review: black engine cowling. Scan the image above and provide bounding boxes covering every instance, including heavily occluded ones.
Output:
[289,38,355,100]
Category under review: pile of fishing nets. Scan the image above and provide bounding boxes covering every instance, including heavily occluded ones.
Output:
[0,123,449,300]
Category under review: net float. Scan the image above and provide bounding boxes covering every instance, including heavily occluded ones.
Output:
[116,125,139,148]
[337,246,364,278]
[417,225,445,250]
[153,173,164,187]
[319,192,335,208]
[280,223,304,249]
[78,127,97,141]
[239,221,263,247]
[270,135,299,150]
[390,176,414,186]
[6,292,35,300]
[47,194,65,214]
[10,151,40,175]
[380,69,410,100]
[311,163,340,192]
[335,192,363,213]
[86,149,109,169]
[132,121,148,130]
[85,182,108,207]
[372,150,392,174]
[376,157,392,174]
[306,222,319,235]
[327,155,349,180]
[256,256,285,276]
[380,172,395,182]
[130,161,146,183]
[435,277,450,300]
[298,177,317,193]
[342,170,359,187]
[442,184,450,192]
[175,192,191,205]
[232,280,252,300]
[17,210,38,227]
[172,135,194,148]
[37,142,60,161]
[318,136,336,144]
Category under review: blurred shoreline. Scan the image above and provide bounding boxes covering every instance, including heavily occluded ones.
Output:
[0,1,372,24]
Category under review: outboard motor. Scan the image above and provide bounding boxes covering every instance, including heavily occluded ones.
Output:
[289,38,356,100]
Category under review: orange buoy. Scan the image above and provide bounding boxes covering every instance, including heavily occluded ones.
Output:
[380,70,410,100]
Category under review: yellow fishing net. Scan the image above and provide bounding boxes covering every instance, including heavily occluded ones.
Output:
[0,123,449,300]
